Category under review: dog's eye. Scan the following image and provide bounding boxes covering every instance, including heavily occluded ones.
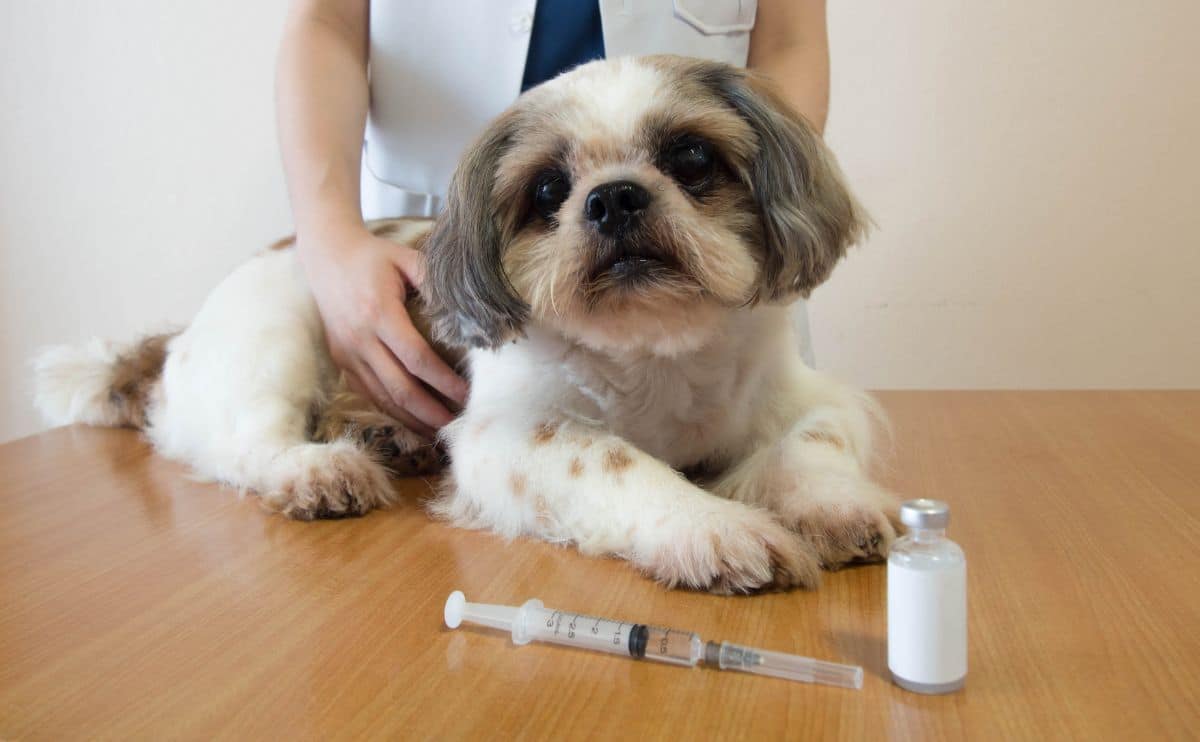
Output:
[665,137,715,188]
[532,170,571,220]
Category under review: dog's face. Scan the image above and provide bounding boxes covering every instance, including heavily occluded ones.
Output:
[426,56,865,354]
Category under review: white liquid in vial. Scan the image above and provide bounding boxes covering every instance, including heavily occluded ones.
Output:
[888,520,967,693]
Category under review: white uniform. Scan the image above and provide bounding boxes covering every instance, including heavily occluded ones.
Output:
[361,0,813,363]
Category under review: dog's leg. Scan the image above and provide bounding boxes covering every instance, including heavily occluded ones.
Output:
[161,374,396,520]
[712,381,901,569]
[436,413,820,593]
[239,408,396,521]
[149,250,396,519]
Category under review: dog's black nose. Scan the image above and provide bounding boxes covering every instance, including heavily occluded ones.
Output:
[584,181,650,236]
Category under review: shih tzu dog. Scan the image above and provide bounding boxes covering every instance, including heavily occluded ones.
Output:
[36,56,898,593]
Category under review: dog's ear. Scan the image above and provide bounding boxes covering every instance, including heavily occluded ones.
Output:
[699,64,867,300]
[423,110,529,349]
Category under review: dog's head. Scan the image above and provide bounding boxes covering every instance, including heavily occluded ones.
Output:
[425,56,866,354]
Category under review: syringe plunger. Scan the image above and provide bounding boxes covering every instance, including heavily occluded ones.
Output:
[445,591,700,663]
[444,590,518,632]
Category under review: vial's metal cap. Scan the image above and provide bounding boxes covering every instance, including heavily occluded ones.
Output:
[900,499,950,529]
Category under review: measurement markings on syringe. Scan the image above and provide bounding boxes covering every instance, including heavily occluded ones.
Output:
[546,609,627,646]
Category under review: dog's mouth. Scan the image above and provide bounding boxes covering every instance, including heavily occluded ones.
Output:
[583,241,702,310]
[588,243,679,285]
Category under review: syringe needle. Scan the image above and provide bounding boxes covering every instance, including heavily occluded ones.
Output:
[705,640,863,689]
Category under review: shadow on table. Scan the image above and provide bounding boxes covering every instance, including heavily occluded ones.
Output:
[830,629,889,681]
[68,425,180,528]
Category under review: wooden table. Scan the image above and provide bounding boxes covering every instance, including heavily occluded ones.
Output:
[1,392,1198,740]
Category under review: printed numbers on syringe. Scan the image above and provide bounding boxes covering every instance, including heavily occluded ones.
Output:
[545,610,629,653]
[526,606,696,666]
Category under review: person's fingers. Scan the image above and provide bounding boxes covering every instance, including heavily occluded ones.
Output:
[363,343,456,431]
[377,313,468,405]
[341,366,382,414]
[347,357,436,439]
[392,243,427,289]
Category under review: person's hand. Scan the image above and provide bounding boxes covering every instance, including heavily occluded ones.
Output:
[298,226,468,437]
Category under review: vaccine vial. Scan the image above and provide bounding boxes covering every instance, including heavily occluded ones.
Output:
[887,499,967,693]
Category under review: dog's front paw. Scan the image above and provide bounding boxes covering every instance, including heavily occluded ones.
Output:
[782,483,900,569]
[261,442,395,520]
[638,506,820,594]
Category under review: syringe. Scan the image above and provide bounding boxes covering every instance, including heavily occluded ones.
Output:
[443,591,863,689]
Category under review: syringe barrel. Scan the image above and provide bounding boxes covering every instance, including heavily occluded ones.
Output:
[516,601,702,667]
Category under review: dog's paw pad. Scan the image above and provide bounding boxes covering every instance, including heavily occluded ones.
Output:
[792,501,897,569]
[641,508,820,594]
[361,425,445,476]
[261,443,394,519]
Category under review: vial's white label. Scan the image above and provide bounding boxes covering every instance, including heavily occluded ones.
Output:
[888,561,967,685]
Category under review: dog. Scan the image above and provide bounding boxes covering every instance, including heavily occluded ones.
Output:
[36,56,898,593]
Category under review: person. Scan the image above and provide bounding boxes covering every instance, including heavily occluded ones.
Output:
[276,0,833,438]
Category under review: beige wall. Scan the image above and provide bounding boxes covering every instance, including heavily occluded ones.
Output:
[2,1,1198,443]
[0,1,293,443]
[817,1,1200,389]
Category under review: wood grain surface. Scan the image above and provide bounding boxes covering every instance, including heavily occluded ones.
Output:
[1,392,1198,740]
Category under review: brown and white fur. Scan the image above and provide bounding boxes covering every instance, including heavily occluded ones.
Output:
[36,56,898,592]
[35,219,447,520]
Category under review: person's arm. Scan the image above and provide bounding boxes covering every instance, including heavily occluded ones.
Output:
[276,0,466,436]
[747,0,831,134]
